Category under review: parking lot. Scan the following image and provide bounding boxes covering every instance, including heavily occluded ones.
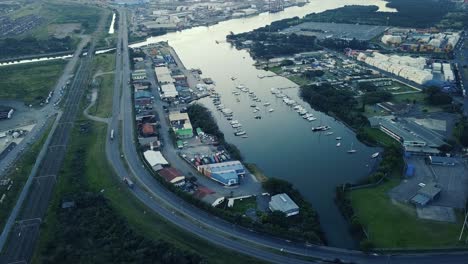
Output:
[389,156,468,212]
[282,22,387,40]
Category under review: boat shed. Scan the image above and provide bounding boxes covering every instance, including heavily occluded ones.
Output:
[158,167,185,186]
[197,161,245,186]
[269,193,300,217]
[410,183,441,207]
[428,156,456,166]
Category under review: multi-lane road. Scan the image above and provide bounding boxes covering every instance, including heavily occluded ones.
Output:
[104,9,468,264]
[0,17,105,264]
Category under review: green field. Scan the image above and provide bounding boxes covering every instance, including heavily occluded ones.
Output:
[90,54,115,118]
[33,118,264,264]
[0,117,53,231]
[288,75,310,86]
[0,60,67,105]
[350,179,465,249]
[391,92,443,113]
[229,197,257,214]
[361,127,400,148]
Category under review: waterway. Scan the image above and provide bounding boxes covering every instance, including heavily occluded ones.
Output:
[132,0,393,248]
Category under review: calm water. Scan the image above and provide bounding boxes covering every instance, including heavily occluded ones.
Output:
[132,0,391,248]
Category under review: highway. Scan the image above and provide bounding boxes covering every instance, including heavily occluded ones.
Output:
[105,9,468,264]
[453,29,468,116]
[0,17,106,264]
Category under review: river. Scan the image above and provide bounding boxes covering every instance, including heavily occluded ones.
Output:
[132,0,393,248]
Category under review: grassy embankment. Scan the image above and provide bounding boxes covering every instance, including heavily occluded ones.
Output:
[89,54,115,118]
[0,60,67,105]
[33,118,264,264]
[0,117,54,231]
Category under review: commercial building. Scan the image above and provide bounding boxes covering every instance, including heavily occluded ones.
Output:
[197,161,245,186]
[143,150,168,171]
[131,69,147,80]
[158,167,185,186]
[269,193,299,217]
[154,66,174,85]
[160,83,178,99]
[410,182,441,207]
[168,112,193,139]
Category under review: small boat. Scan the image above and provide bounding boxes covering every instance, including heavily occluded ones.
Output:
[254,115,262,119]
[263,102,271,106]
[215,40,219,44]
[307,117,317,121]
[236,85,245,89]
[253,109,259,113]
[241,135,248,138]
[336,142,341,147]
[231,76,236,80]
[230,120,239,125]
[250,104,256,108]
[336,137,342,140]
[347,142,357,153]
[236,98,240,102]
[268,108,274,112]
[371,152,380,158]
[270,88,278,94]
[226,117,233,120]
[232,124,242,128]
[325,132,334,135]
[234,130,246,136]
[311,125,331,132]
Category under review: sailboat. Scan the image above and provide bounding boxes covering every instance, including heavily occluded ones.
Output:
[347,142,357,153]
[336,142,341,147]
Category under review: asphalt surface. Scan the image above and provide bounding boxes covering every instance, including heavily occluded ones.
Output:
[104,9,468,264]
[0,17,106,264]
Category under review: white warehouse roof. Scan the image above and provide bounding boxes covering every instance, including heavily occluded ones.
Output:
[144,150,169,167]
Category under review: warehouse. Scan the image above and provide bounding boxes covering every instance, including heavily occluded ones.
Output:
[269,193,299,217]
[169,112,193,139]
[154,66,174,85]
[160,83,178,99]
[197,161,245,186]
[410,183,441,207]
[143,150,168,171]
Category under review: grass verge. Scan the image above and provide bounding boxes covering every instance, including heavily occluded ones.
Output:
[90,54,115,118]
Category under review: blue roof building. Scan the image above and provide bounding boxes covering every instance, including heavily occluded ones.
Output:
[197,161,245,186]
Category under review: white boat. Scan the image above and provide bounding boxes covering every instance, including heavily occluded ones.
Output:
[325,132,334,135]
[371,152,380,158]
[268,108,274,112]
[336,137,342,140]
[230,120,239,125]
[270,88,278,94]
[336,142,341,147]
[241,135,248,138]
[253,109,259,113]
[263,102,271,106]
[347,142,357,153]
[232,124,242,128]
[234,130,246,136]
[307,117,317,121]
[236,85,245,89]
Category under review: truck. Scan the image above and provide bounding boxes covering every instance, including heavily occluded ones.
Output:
[110,129,114,140]
[123,177,134,188]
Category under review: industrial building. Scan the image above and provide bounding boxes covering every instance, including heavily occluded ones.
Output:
[410,183,441,207]
[158,167,185,186]
[369,116,427,147]
[197,161,245,186]
[168,112,193,139]
[160,83,178,99]
[269,193,300,217]
[358,52,433,85]
[143,150,169,171]
[154,66,174,85]
[131,69,147,80]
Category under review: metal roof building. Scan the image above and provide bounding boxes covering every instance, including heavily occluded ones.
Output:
[197,161,245,186]
[410,183,441,207]
[428,156,456,166]
[269,193,299,217]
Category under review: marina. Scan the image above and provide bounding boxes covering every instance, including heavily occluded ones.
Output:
[134,0,385,248]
